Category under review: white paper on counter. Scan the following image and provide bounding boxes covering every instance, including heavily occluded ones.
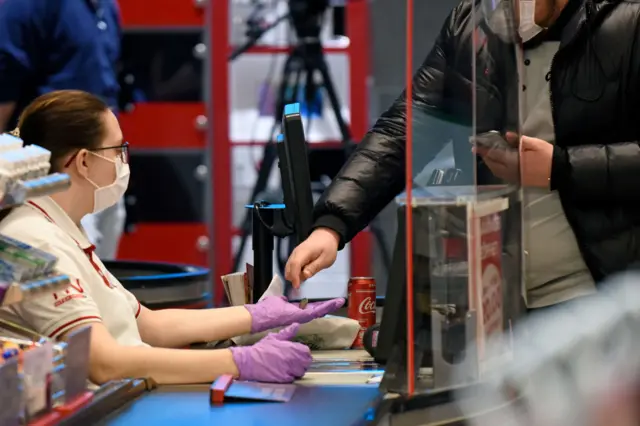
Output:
[258,275,285,302]
[232,314,360,350]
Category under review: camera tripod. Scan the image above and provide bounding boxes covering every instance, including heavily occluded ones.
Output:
[229,2,391,277]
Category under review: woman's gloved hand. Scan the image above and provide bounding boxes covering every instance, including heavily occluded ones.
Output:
[245,295,345,333]
[229,323,312,383]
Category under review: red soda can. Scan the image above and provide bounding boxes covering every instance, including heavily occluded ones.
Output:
[347,277,376,348]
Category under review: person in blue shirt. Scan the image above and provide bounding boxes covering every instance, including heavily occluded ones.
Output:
[0,0,126,260]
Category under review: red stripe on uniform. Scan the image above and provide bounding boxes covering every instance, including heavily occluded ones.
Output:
[48,316,102,338]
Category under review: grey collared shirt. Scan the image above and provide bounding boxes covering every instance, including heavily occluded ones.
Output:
[521,41,596,308]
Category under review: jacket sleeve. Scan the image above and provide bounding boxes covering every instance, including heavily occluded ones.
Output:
[549,20,640,205]
[312,6,464,249]
[551,143,640,204]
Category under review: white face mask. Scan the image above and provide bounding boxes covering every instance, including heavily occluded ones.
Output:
[85,152,130,214]
[519,0,544,42]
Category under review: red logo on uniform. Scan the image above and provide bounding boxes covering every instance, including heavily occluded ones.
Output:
[53,279,85,307]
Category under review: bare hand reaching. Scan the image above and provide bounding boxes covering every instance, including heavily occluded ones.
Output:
[285,228,340,288]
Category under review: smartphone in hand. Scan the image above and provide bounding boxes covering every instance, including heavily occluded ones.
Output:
[470,130,512,150]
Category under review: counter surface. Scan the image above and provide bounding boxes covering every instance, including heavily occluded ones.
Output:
[100,350,383,426]
[101,384,381,426]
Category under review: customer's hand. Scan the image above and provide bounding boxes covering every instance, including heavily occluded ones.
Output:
[246,295,345,333]
[519,136,553,188]
[474,143,520,183]
[229,324,312,383]
[475,133,553,188]
[285,228,340,288]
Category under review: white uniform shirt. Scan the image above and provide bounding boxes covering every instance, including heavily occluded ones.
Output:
[0,196,146,345]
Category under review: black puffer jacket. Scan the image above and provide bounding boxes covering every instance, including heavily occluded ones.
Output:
[314,0,640,283]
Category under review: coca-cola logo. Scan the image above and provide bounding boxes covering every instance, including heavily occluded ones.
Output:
[358,297,376,314]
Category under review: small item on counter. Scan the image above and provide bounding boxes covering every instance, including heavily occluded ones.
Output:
[299,298,309,310]
[221,272,250,306]
[210,374,297,405]
[347,277,377,348]
[210,374,233,404]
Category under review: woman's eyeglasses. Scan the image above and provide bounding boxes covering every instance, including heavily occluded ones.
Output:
[64,142,130,168]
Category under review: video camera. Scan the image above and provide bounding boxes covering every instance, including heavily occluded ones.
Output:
[244,0,346,42]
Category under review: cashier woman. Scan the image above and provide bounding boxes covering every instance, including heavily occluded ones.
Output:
[287,0,640,310]
[0,90,345,384]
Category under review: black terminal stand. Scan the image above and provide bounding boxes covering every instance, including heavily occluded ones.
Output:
[248,202,294,303]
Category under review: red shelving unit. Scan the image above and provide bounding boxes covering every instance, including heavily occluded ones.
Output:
[118,103,206,150]
[120,0,205,27]
[117,5,211,270]
[210,0,373,298]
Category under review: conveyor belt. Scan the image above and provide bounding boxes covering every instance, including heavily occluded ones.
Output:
[101,384,382,426]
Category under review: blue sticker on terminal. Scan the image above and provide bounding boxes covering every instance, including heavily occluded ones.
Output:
[284,103,300,116]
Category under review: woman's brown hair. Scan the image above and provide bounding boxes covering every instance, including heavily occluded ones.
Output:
[17,90,109,173]
[0,91,109,222]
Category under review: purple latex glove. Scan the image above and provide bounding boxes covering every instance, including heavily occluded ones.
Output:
[245,296,345,333]
[229,323,312,383]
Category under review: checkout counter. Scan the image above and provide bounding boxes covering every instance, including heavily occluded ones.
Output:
[0,172,527,425]
[100,351,383,426]
[0,3,541,423]
[66,167,524,426]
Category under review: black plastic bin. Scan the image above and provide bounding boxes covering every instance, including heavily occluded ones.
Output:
[103,260,211,310]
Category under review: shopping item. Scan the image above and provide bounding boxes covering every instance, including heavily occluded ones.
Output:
[229,324,312,383]
[210,374,296,404]
[347,277,376,348]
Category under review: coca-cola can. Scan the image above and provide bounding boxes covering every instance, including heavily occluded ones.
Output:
[347,277,376,348]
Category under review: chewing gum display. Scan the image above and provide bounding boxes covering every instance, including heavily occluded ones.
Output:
[0,236,57,282]
[0,135,56,203]
[0,133,85,425]
[0,338,55,420]
[0,138,49,180]
[0,133,23,152]
[18,173,70,199]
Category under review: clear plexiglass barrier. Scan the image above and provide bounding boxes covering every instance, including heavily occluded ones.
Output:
[378,0,525,395]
